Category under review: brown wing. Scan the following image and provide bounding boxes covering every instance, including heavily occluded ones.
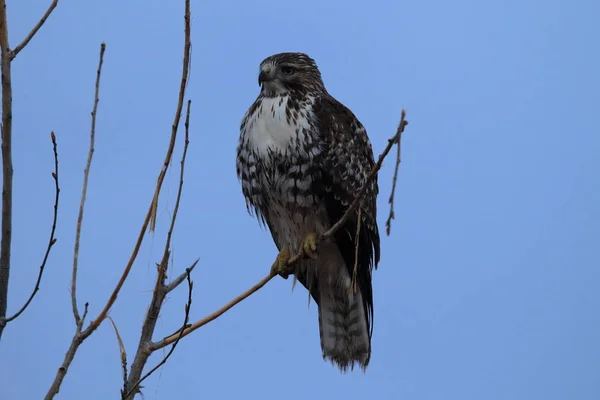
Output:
[312,93,381,337]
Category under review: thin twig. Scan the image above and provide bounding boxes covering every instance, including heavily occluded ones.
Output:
[107,316,128,388]
[125,98,192,399]
[0,0,14,341]
[124,269,193,399]
[44,43,107,400]
[5,131,60,322]
[10,0,59,60]
[154,110,409,350]
[385,109,408,236]
[71,42,105,326]
[161,100,191,271]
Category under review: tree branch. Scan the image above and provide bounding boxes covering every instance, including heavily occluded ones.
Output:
[44,302,88,400]
[10,0,58,61]
[71,42,105,326]
[385,109,408,236]
[153,110,410,350]
[123,269,193,399]
[4,131,60,323]
[125,96,192,399]
[0,0,14,341]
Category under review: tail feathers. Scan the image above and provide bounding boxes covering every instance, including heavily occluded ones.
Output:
[318,286,371,372]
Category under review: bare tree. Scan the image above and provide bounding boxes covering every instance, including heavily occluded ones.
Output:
[0,0,409,398]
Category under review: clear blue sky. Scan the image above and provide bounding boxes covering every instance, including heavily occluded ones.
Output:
[2,0,599,399]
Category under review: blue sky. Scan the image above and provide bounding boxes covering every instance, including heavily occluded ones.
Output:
[2,0,599,399]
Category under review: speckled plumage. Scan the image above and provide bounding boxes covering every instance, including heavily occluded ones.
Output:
[236,52,380,371]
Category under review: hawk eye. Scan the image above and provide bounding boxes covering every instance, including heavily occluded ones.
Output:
[281,66,295,76]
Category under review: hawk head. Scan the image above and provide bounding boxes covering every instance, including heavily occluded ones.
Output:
[258,52,325,96]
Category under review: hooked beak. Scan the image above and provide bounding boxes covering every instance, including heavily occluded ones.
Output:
[258,66,273,86]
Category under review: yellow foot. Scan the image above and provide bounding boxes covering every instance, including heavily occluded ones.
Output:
[300,232,319,260]
[270,247,292,279]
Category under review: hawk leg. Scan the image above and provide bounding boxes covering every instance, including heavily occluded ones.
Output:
[300,232,319,260]
[270,247,292,279]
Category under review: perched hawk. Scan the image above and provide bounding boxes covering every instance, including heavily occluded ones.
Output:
[236,52,380,371]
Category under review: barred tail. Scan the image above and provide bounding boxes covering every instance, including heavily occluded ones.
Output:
[316,240,371,371]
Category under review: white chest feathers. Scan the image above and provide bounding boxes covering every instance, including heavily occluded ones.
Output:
[243,95,314,158]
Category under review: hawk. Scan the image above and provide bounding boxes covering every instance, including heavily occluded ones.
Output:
[236,52,380,371]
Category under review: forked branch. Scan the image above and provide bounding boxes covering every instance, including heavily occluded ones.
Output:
[124,98,194,399]
[123,268,194,399]
[10,0,59,60]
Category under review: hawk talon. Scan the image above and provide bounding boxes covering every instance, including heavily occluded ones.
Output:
[300,232,319,260]
[271,247,292,279]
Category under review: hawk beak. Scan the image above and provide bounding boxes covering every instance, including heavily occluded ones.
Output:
[258,70,268,86]
[258,65,273,86]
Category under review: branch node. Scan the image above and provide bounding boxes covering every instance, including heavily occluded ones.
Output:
[10,0,59,60]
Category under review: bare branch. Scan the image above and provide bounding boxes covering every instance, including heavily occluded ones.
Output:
[161,99,192,270]
[5,131,60,322]
[107,316,129,389]
[154,110,410,350]
[385,109,408,236]
[10,0,58,60]
[126,97,193,398]
[0,0,14,341]
[44,302,88,400]
[124,269,193,399]
[71,42,105,326]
